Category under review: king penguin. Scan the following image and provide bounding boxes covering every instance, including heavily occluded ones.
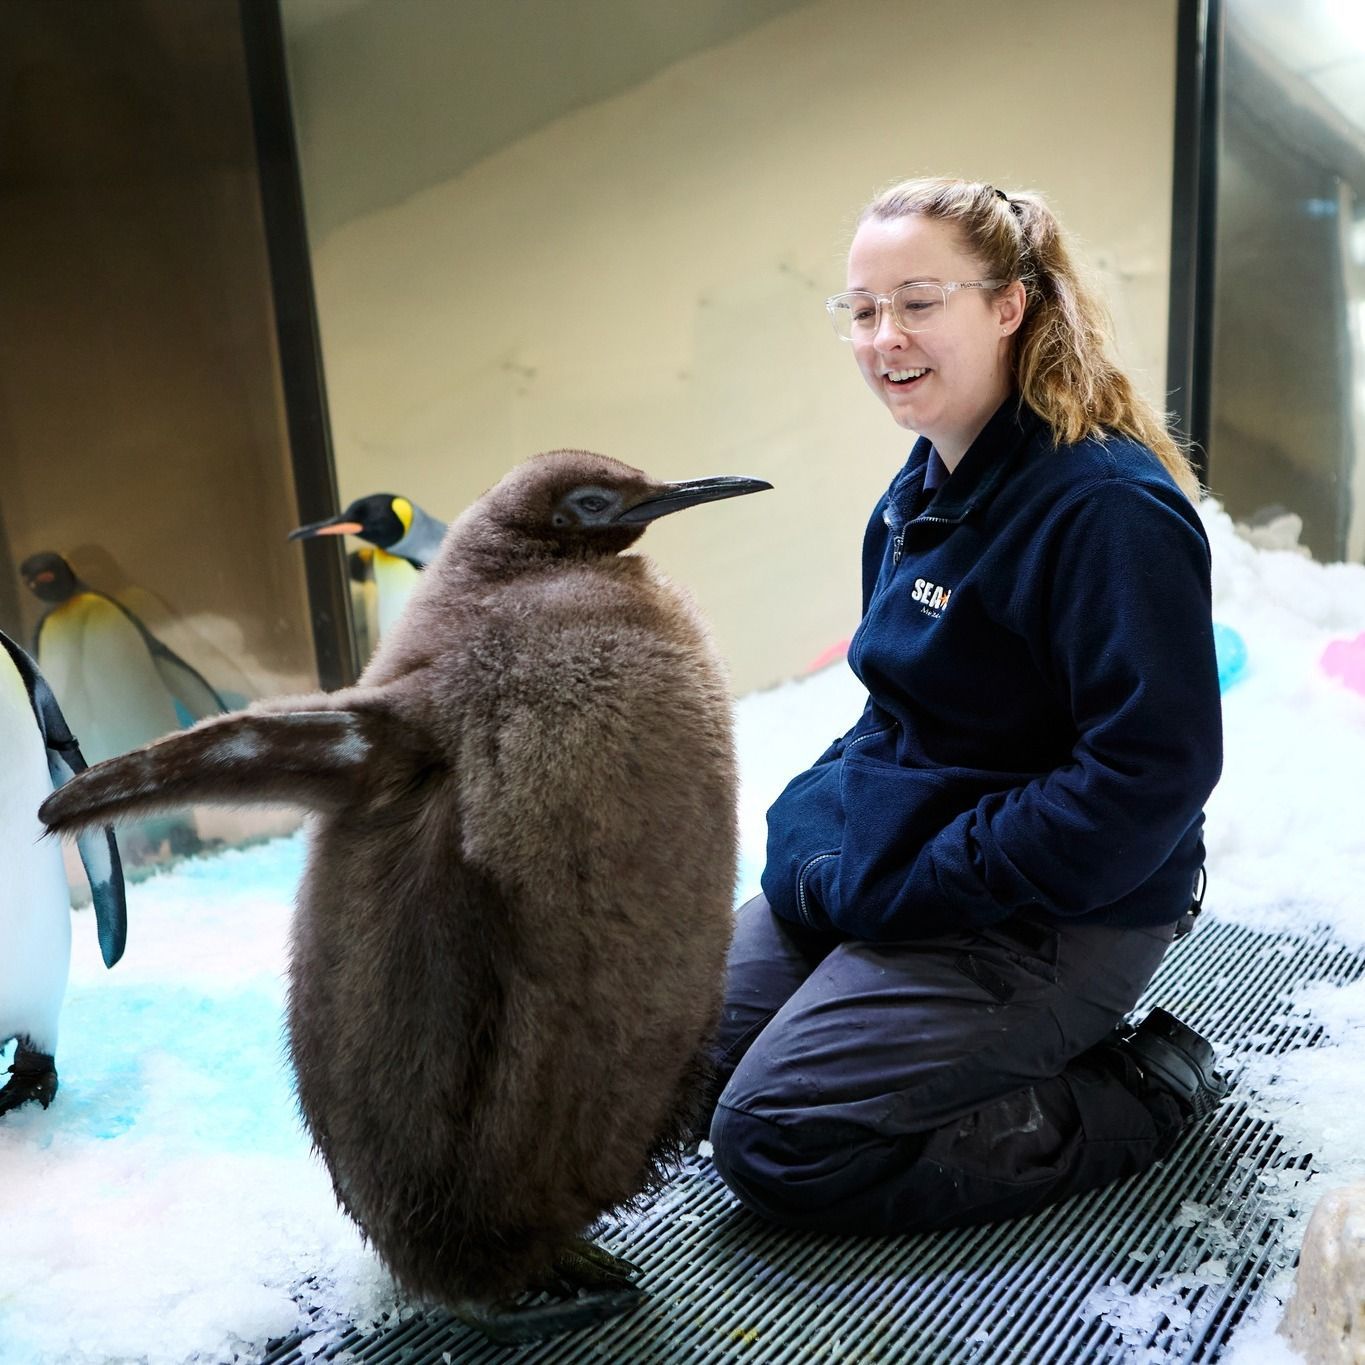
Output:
[41,451,769,1341]
[22,552,227,761]
[22,552,227,859]
[0,629,126,1115]
[290,494,446,646]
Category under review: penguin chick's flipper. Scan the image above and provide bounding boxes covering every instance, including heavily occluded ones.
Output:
[38,707,401,839]
[0,1044,58,1117]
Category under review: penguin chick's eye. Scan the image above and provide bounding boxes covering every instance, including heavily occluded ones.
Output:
[554,488,621,527]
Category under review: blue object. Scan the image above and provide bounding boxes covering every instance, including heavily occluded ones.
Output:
[1213,623,1247,692]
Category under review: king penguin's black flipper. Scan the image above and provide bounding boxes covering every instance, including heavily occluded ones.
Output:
[0,630,128,968]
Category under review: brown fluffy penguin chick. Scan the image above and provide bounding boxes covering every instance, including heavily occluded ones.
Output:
[40,450,771,1342]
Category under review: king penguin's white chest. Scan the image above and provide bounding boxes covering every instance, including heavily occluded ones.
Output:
[372,550,421,639]
[39,595,179,764]
[0,655,72,1050]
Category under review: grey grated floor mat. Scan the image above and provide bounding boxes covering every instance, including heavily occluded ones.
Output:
[260,914,1365,1364]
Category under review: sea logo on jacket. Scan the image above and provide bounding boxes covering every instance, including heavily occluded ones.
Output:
[911,577,953,619]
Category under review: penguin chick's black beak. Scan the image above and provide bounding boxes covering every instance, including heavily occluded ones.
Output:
[614,476,773,526]
[288,516,365,542]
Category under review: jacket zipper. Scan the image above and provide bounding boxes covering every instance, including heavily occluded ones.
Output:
[796,851,839,928]
[892,512,953,567]
[845,721,896,753]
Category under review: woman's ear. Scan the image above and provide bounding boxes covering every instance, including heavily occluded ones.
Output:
[997,280,1027,336]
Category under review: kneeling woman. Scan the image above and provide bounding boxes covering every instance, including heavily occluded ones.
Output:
[705,177,1227,1232]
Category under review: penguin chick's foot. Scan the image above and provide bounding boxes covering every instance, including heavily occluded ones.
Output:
[0,1049,58,1116]
[544,1237,643,1294]
[451,1240,645,1344]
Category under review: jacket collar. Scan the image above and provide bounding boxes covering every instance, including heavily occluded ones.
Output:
[885,396,1045,531]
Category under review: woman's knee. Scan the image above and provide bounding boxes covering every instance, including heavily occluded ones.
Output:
[708,1101,913,1232]
[710,1102,1044,1236]
[708,1102,824,1226]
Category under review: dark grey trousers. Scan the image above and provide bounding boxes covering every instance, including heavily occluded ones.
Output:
[705,895,1186,1234]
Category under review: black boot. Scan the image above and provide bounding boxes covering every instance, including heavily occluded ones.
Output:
[1117,1007,1230,1122]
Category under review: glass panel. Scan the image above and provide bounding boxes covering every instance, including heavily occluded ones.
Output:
[0,0,318,868]
[1210,0,1365,561]
[281,0,1182,691]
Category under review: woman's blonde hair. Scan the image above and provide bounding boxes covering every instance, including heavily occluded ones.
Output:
[860,177,1201,501]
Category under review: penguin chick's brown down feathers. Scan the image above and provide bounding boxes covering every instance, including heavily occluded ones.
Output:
[40,450,770,1306]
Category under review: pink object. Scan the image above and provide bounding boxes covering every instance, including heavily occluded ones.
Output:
[1321,632,1365,696]
[805,637,851,674]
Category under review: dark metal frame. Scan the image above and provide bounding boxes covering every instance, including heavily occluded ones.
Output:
[0,459,23,642]
[1166,0,1224,484]
[239,0,358,690]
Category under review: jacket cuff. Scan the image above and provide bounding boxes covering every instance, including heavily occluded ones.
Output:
[921,813,1010,929]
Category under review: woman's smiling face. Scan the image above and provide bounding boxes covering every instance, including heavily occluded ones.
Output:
[846,214,1024,465]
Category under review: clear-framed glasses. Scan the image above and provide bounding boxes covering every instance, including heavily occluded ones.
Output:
[824,280,1009,340]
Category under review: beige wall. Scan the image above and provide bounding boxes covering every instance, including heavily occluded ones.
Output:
[1208,10,1365,563]
[286,0,1178,695]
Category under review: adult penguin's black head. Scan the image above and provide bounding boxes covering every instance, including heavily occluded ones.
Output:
[481,450,772,562]
[290,495,411,551]
[20,551,81,605]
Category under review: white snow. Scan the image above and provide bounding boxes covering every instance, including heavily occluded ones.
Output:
[4,499,1365,1363]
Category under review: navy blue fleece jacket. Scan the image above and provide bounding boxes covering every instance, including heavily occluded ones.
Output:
[761,398,1223,939]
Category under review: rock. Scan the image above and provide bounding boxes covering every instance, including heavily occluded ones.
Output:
[1280,1181,1365,1364]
